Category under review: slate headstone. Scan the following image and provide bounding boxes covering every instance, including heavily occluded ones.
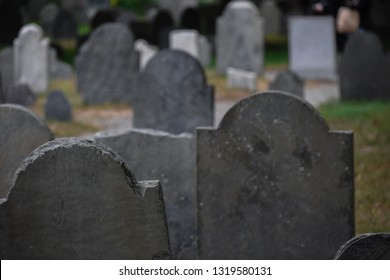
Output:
[269,70,304,98]
[133,49,214,134]
[340,31,390,101]
[197,91,354,259]
[52,10,78,39]
[95,128,197,260]
[39,3,59,36]
[14,24,49,93]
[76,23,138,104]
[0,138,171,259]
[45,90,72,122]
[0,48,14,93]
[288,16,337,81]
[216,0,264,75]
[335,233,390,260]
[0,104,53,199]
[0,0,23,45]
[4,84,36,106]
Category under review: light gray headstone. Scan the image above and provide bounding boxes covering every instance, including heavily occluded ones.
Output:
[76,23,138,104]
[216,0,264,75]
[262,0,282,35]
[0,104,53,199]
[197,91,354,259]
[133,49,214,134]
[227,67,257,91]
[0,48,14,93]
[134,39,158,71]
[95,128,197,260]
[340,31,390,101]
[13,24,50,93]
[158,0,197,22]
[0,138,171,259]
[269,70,304,98]
[288,16,337,81]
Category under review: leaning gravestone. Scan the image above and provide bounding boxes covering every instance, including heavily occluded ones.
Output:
[340,31,390,101]
[4,84,36,106]
[76,23,138,104]
[0,138,171,259]
[95,128,197,260]
[335,233,390,260]
[288,16,337,80]
[45,90,72,122]
[0,47,14,93]
[0,104,53,199]
[13,23,49,93]
[133,49,214,134]
[197,91,354,259]
[269,70,304,98]
[216,0,264,75]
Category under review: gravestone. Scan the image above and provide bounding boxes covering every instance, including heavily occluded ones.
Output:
[0,138,171,259]
[269,70,304,98]
[340,31,390,101]
[0,104,53,199]
[288,16,337,81]
[4,84,36,106]
[45,90,72,122]
[0,0,23,45]
[261,0,282,35]
[199,35,211,67]
[158,0,197,22]
[197,91,354,259]
[227,67,257,91]
[49,49,73,79]
[52,10,78,39]
[14,24,50,93]
[133,49,214,134]
[134,39,158,71]
[76,23,138,104]
[0,48,14,93]
[216,0,264,75]
[60,0,89,25]
[39,3,59,36]
[95,128,197,260]
[335,233,390,260]
[150,10,174,49]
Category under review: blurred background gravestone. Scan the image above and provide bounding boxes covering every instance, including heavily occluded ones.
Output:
[269,70,304,98]
[44,90,73,122]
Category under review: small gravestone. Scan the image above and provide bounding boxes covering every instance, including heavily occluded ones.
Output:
[216,0,264,75]
[45,90,72,122]
[340,31,390,101]
[134,39,158,71]
[335,233,390,260]
[133,49,214,134]
[4,84,36,106]
[288,16,337,81]
[49,49,73,79]
[76,23,138,104]
[261,0,282,35]
[227,67,257,91]
[13,24,49,93]
[52,10,78,39]
[0,138,171,259]
[0,104,53,199]
[158,0,197,22]
[0,48,14,93]
[95,128,197,260]
[0,1,23,45]
[39,3,59,36]
[269,70,304,98]
[197,91,354,259]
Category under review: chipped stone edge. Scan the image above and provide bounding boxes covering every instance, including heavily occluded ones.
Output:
[94,127,194,140]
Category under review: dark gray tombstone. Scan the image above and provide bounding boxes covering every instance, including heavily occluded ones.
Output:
[45,90,72,122]
[4,84,36,106]
[52,10,78,39]
[216,0,264,75]
[76,23,138,104]
[0,47,14,93]
[0,104,53,199]
[269,70,304,98]
[39,3,59,36]
[0,138,171,260]
[95,128,197,260]
[335,233,390,260]
[133,49,214,134]
[197,91,354,259]
[340,31,390,101]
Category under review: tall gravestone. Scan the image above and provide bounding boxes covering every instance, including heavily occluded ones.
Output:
[216,0,264,75]
[288,16,337,80]
[0,47,14,93]
[76,23,138,104]
[269,70,304,98]
[95,128,197,260]
[150,10,175,49]
[0,104,53,199]
[335,233,390,260]
[0,138,171,259]
[197,91,354,259]
[133,49,214,134]
[13,24,49,93]
[340,31,390,101]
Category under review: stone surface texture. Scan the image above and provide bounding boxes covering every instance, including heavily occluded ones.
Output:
[44,90,72,121]
[269,70,304,98]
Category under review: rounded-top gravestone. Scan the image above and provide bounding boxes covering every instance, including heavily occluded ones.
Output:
[44,90,72,122]
[269,70,304,98]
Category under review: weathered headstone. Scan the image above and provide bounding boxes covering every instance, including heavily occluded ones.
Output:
[52,10,78,39]
[335,233,390,260]
[0,138,171,259]
[95,128,197,260]
[76,23,138,104]
[261,0,282,35]
[158,0,197,23]
[0,47,14,93]
[0,104,53,199]
[49,49,73,79]
[39,3,59,36]
[216,0,264,75]
[269,70,304,98]
[13,24,49,93]
[227,67,257,91]
[197,91,354,259]
[45,90,72,122]
[340,31,390,101]
[288,16,337,80]
[4,84,36,106]
[134,39,158,71]
[133,49,214,134]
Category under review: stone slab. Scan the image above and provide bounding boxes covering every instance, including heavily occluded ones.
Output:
[227,67,257,91]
